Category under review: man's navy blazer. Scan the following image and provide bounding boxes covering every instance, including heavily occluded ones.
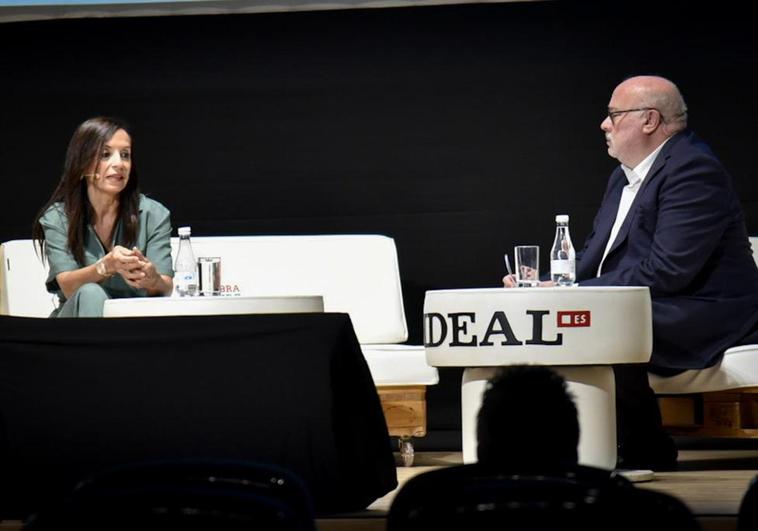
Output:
[576,130,758,370]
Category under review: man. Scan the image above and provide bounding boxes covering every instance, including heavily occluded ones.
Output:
[584,75,758,469]
[506,75,758,470]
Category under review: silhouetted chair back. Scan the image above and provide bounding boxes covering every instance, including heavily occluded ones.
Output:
[387,464,700,531]
[25,460,316,531]
[738,473,758,531]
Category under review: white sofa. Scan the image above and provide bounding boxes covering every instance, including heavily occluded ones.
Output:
[0,234,439,465]
[649,237,758,437]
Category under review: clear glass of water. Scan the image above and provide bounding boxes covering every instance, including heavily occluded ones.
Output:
[515,245,540,287]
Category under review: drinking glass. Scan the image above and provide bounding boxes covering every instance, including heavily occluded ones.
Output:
[515,245,540,287]
[197,256,221,296]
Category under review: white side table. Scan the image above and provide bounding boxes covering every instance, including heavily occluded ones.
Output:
[423,286,652,469]
[103,295,324,317]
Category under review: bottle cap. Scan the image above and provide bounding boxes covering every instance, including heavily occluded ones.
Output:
[555,214,569,223]
[178,226,192,236]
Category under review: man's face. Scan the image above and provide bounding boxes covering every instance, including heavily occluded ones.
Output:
[600,84,649,167]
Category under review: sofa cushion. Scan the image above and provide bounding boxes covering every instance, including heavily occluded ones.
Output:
[1,235,408,344]
[362,345,440,386]
[649,344,758,394]
[0,240,58,317]
[174,235,408,344]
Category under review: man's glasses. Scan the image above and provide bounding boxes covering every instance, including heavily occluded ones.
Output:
[607,107,657,125]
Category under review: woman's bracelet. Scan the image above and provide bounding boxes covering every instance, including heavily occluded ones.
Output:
[95,257,113,278]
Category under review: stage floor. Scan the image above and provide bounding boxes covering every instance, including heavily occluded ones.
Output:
[1,448,755,531]
[317,448,758,531]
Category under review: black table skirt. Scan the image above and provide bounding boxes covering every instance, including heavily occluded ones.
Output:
[0,313,397,517]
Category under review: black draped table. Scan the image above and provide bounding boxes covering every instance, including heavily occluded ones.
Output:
[0,313,397,518]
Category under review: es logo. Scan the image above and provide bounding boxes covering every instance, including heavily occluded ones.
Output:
[557,310,591,327]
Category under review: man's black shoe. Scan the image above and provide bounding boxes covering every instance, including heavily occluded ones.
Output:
[617,440,678,472]
[617,453,678,472]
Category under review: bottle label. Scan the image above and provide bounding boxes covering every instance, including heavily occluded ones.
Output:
[174,271,197,296]
[551,260,575,275]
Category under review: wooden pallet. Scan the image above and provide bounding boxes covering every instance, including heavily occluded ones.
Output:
[377,385,427,439]
[376,385,427,466]
[658,387,758,437]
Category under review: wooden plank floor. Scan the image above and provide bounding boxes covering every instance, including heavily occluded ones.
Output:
[317,448,758,531]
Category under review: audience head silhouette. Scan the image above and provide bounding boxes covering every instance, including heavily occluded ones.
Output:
[477,365,579,472]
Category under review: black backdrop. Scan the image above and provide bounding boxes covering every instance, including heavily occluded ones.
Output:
[1,0,757,448]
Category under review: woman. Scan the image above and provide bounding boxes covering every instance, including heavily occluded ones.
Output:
[32,117,174,317]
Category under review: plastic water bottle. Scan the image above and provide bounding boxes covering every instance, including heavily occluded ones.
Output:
[174,226,197,297]
[550,214,576,286]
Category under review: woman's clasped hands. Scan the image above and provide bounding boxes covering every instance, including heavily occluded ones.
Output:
[103,245,162,290]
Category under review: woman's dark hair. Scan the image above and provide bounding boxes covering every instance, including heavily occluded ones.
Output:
[32,117,140,264]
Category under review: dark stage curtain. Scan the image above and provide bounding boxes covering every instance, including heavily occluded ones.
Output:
[3,0,756,452]
[0,313,397,518]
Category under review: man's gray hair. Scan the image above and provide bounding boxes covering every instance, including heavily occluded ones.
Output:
[647,82,688,134]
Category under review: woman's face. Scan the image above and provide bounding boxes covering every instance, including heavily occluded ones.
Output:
[87,128,132,197]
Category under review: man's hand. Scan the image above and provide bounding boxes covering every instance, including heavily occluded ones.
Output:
[503,274,518,287]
